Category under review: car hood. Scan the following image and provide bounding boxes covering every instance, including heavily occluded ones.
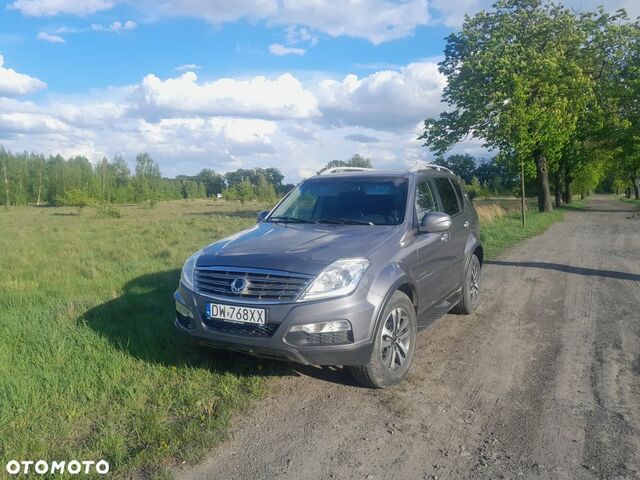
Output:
[197,221,401,275]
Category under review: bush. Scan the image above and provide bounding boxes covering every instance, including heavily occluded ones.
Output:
[55,189,96,214]
[95,202,122,218]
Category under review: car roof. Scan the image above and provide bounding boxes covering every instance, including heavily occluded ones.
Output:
[307,168,457,181]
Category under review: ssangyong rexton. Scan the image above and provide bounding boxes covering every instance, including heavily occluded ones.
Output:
[175,167,482,387]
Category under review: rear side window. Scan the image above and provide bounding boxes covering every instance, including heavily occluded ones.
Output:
[433,177,461,216]
[415,178,437,219]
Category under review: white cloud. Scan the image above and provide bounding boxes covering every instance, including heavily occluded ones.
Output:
[268,43,306,56]
[175,64,201,72]
[316,62,446,130]
[91,20,137,32]
[0,62,474,181]
[130,71,319,120]
[0,55,47,96]
[36,32,66,43]
[10,0,428,44]
[274,0,430,44]
[9,0,114,16]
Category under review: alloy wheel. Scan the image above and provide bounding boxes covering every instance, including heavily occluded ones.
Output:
[380,307,411,372]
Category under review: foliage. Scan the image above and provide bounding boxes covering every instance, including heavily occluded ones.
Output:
[95,202,123,218]
[319,154,373,173]
[56,188,96,211]
[420,0,599,212]
[0,148,287,206]
[436,154,476,183]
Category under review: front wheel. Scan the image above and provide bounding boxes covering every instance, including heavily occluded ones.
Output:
[349,291,416,388]
[451,254,481,314]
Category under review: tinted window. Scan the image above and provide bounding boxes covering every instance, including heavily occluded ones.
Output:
[415,178,437,219]
[269,177,408,225]
[452,180,466,208]
[433,177,461,216]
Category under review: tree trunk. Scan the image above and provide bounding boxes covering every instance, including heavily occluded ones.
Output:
[634,176,639,200]
[2,158,8,208]
[626,187,631,198]
[534,150,553,212]
[36,163,42,206]
[554,171,562,208]
[564,164,573,204]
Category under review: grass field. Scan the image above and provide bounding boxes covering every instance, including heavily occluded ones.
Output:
[0,197,568,478]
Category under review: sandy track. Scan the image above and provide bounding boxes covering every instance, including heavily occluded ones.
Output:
[179,196,640,480]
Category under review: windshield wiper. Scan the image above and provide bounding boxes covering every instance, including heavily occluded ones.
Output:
[319,217,374,226]
[268,216,318,224]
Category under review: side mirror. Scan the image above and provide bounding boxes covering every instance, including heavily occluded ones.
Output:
[418,212,451,233]
[257,210,269,222]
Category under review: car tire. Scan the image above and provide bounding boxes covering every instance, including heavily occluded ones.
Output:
[349,291,417,388]
[451,254,481,315]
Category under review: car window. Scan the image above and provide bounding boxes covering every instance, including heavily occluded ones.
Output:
[451,179,466,210]
[269,177,409,225]
[415,178,437,219]
[433,177,461,216]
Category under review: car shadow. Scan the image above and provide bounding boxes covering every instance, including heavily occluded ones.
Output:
[79,269,363,386]
[485,260,640,282]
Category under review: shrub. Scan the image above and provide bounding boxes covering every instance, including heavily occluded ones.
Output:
[96,202,122,218]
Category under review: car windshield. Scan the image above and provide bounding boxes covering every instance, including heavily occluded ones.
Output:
[269,176,408,226]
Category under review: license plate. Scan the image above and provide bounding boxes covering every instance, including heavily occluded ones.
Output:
[205,303,266,325]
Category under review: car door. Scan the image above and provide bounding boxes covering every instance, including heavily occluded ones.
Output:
[432,175,467,292]
[411,175,452,319]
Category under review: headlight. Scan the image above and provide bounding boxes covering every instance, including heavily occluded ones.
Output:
[301,258,370,301]
[180,250,202,291]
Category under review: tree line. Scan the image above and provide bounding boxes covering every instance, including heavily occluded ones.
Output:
[0,148,294,207]
[421,0,640,211]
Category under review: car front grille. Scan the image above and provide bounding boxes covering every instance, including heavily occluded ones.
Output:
[201,318,279,337]
[194,267,313,302]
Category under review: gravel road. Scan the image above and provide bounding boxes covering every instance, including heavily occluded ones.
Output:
[179,195,640,480]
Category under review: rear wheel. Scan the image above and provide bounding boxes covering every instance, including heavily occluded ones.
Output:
[451,254,481,314]
[349,291,416,388]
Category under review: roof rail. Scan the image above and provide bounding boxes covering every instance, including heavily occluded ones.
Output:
[319,167,376,175]
[408,163,454,175]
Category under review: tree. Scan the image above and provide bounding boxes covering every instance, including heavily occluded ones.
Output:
[420,0,594,213]
[319,154,373,173]
[436,154,476,183]
[195,169,225,197]
[134,153,161,201]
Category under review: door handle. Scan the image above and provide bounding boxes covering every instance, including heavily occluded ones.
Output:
[440,232,449,242]
[463,221,470,228]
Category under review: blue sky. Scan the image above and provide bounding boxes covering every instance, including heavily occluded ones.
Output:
[0,0,634,181]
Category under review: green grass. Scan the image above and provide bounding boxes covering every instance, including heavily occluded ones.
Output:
[620,196,640,206]
[0,200,278,478]
[479,206,567,259]
[0,197,574,478]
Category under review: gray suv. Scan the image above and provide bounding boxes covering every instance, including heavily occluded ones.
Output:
[174,166,482,387]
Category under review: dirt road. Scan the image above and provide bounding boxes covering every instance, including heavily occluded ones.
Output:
[180,196,640,480]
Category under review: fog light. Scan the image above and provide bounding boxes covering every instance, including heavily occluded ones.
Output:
[289,320,351,334]
[175,300,194,319]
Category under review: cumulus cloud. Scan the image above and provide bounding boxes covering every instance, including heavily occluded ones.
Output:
[268,43,305,56]
[0,62,460,180]
[130,71,319,120]
[0,55,47,96]
[316,62,446,131]
[10,0,429,44]
[9,0,113,16]
[36,32,66,43]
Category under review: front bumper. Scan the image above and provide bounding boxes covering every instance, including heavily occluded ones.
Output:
[174,285,384,366]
